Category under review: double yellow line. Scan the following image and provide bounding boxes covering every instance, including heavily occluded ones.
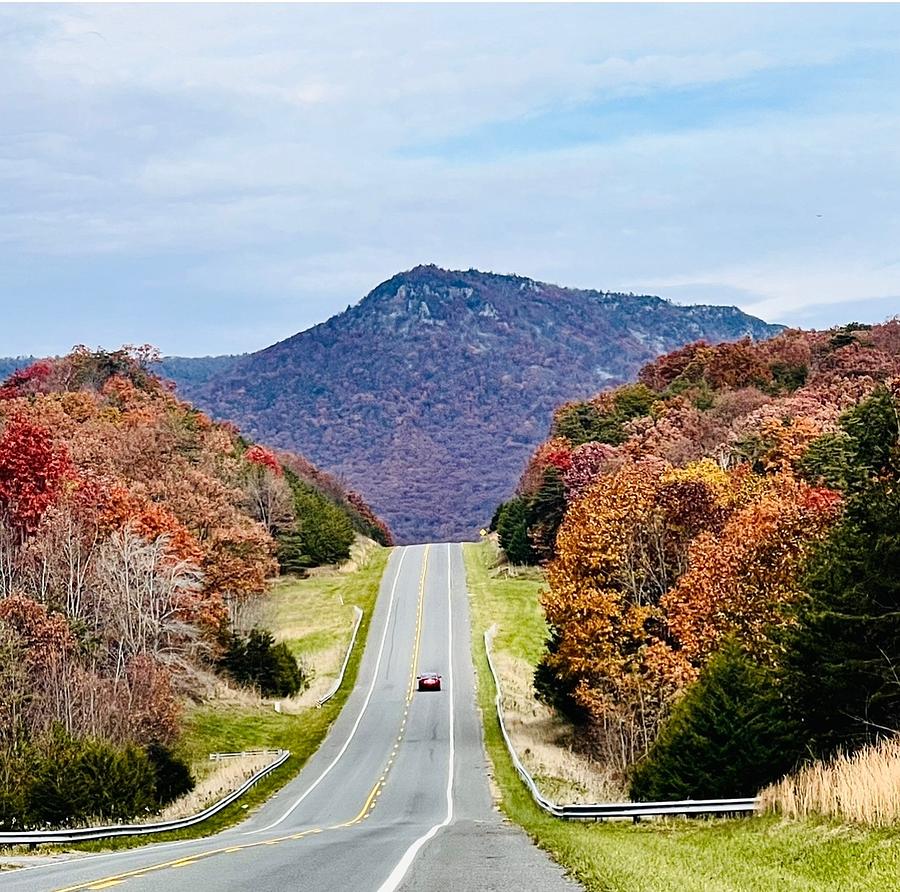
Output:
[406,544,430,702]
[55,545,433,892]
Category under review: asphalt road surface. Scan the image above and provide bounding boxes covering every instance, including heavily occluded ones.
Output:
[5,544,578,892]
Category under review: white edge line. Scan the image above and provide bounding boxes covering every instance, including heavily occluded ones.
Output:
[250,546,409,833]
[375,543,455,892]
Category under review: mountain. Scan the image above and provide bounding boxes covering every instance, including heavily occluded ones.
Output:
[172,266,781,543]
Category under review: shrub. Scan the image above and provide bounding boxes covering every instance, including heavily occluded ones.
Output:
[220,627,305,698]
[146,743,194,807]
[0,748,30,829]
[27,733,158,826]
[74,740,157,822]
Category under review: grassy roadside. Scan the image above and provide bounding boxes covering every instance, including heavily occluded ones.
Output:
[72,545,391,852]
[463,539,900,892]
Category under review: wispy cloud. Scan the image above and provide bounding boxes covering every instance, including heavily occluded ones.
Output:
[1,4,899,354]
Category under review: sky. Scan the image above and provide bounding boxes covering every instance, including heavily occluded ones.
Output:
[1,3,899,357]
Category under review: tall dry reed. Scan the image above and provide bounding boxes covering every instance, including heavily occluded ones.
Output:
[759,735,900,826]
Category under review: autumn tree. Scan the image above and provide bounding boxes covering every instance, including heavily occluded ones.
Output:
[241,446,294,535]
[0,420,73,536]
[663,476,841,666]
[539,460,707,771]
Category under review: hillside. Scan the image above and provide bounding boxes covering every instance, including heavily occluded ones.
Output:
[494,320,900,802]
[173,265,781,543]
[0,348,390,828]
[0,355,242,390]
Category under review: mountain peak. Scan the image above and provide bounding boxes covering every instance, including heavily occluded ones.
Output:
[177,268,782,543]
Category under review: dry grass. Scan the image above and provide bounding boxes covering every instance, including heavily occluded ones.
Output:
[151,753,275,822]
[465,539,625,805]
[339,535,380,574]
[264,537,377,708]
[496,652,623,803]
[760,736,900,826]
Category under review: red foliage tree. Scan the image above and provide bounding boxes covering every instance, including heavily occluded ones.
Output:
[245,445,282,476]
[0,419,73,535]
[0,360,54,400]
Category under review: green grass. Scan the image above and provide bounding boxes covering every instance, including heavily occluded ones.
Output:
[266,569,364,666]
[463,540,900,892]
[73,546,391,852]
[464,535,547,666]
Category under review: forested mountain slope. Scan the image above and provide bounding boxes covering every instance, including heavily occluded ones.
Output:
[175,265,781,543]
[0,348,390,828]
[495,321,900,801]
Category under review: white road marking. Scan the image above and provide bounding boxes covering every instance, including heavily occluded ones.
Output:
[251,546,410,833]
[375,543,456,892]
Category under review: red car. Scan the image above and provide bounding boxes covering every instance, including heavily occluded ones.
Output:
[417,672,442,692]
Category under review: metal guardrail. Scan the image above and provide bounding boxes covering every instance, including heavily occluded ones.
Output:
[209,749,283,762]
[483,627,758,821]
[0,749,290,846]
[317,605,364,707]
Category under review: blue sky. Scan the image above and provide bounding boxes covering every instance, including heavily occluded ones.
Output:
[1,3,899,356]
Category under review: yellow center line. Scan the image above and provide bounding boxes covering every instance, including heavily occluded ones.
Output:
[53,829,321,892]
[407,545,430,702]
[54,545,434,892]
[333,780,382,828]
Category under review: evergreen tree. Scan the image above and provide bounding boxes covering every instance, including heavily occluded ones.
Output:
[533,628,589,725]
[553,384,657,446]
[783,387,900,755]
[496,497,534,565]
[629,641,798,800]
[221,628,305,698]
[278,472,355,568]
[526,467,567,562]
[275,531,313,575]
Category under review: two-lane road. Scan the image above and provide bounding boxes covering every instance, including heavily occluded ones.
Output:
[5,545,576,892]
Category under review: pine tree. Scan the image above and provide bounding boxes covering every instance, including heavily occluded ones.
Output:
[496,497,534,565]
[526,467,567,562]
[280,472,355,567]
[783,388,900,755]
[629,641,798,800]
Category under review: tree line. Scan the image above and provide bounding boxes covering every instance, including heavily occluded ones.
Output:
[492,323,900,798]
[0,348,391,827]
